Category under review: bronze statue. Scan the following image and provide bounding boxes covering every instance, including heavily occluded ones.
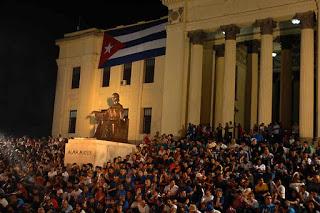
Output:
[92,93,128,142]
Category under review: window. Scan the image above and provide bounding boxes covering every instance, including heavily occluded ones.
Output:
[123,108,129,120]
[102,67,111,87]
[123,63,132,85]
[143,108,152,134]
[144,58,155,83]
[71,67,81,89]
[68,110,77,133]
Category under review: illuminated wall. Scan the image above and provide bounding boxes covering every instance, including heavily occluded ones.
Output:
[52,29,165,141]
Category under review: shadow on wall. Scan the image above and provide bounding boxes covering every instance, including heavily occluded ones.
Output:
[107,97,113,107]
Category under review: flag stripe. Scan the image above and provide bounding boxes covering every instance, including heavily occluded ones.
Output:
[99,18,167,68]
[104,47,165,67]
[123,31,166,49]
[115,23,166,43]
[106,18,167,37]
[109,38,166,59]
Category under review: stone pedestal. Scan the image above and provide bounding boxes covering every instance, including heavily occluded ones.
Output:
[64,138,137,167]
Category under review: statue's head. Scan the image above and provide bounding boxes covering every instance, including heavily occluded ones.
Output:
[112,93,120,104]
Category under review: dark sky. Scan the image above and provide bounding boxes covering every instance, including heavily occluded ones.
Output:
[0,0,168,137]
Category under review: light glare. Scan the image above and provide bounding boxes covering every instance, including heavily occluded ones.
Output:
[291,18,300,25]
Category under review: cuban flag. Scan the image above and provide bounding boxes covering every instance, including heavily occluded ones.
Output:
[98,18,167,68]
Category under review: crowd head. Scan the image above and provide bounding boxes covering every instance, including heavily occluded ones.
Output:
[0,122,319,213]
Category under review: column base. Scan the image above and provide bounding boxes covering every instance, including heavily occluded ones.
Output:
[312,137,320,147]
[299,137,318,146]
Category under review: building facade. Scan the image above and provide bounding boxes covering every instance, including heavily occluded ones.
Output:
[52,28,165,141]
[53,0,320,142]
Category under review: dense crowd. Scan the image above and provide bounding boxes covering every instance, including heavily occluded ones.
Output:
[0,122,319,213]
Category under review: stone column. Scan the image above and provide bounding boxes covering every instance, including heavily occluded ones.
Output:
[187,30,205,125]
[245,40,259,130]
[214,45,225,128]
[77,55,99,137]
[220,24,240,126]
[52,60,68,136]
[200,46,214,125]
[316,4,320,143]
[256,18,276,125]
[210,49,216,127]
[298,11,314,141]
[161,24,189,135]
[280,36,293,130]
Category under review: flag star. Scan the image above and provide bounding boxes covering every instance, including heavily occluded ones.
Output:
[104,43,113,54]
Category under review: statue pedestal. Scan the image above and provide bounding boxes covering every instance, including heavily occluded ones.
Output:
[64,138,136,167]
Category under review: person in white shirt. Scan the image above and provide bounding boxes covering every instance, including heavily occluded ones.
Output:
[48,168,57,179]
[131,195,150,213]
[253,159,266,174]
[137,200,150,213]
[289,172,305,193]
[71,184,82,200]
[62,169,69,182]
[164,180,179,198]
[272,122,280,135]
[0,197,8,208]
[243,190,259,210]
[271,178,285,200]
[201,189,214,204]
[239,156,253,171]
[298,185,309,202]
[163,199,178,213]
[189,204,201,213]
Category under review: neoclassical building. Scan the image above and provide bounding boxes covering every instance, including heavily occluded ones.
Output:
[52,0,320,142]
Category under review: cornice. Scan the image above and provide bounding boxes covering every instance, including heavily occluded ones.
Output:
[162,0,184,7]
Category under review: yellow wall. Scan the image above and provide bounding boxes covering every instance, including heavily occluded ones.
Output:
[52,30,102,138]
[52,29,165,141]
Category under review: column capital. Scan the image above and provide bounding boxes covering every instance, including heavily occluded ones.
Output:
[220,24,240,40]
[162,0,184,7]
[255,18,276,35]
[245,40,260,53]
[168,7,184,24]
[188,30,207,44]
[214,44,225,57]
[296,11,314,29]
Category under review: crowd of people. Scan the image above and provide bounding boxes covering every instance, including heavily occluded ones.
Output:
[0,122,319,213]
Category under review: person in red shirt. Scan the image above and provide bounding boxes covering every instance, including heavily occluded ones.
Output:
[95,187,105,203]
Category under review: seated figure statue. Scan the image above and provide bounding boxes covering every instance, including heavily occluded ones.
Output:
[92,93,128,142]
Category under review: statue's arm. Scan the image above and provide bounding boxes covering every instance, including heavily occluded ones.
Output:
[120,109,125,120]
[92,111,104,121]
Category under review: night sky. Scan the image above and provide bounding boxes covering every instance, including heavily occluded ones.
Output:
[0,0,167,137]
